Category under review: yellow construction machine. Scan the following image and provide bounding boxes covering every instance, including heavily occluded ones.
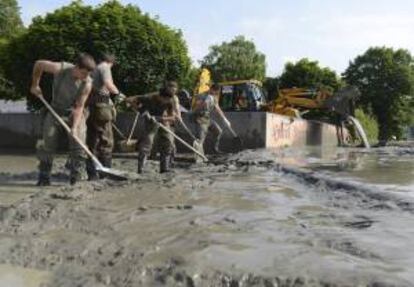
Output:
[266,86,370,147]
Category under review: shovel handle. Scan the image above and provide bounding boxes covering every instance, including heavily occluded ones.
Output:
[112,123,127,139]
[179,119,198,142]
[127,111,140,143]
[38,95,103,169]
[157,122,208,162]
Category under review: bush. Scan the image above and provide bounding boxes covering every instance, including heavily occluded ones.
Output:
[354,108,379,144]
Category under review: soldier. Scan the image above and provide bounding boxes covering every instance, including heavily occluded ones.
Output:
[86,53,125,180]
[191,84,230,153]
[126,81,180,174]
[30,53,96,186]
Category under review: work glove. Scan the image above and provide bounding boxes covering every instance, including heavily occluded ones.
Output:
[113,93,127,105]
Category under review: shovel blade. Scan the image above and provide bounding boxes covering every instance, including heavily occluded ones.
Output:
[96,166,130,181]
[232,136,243,152]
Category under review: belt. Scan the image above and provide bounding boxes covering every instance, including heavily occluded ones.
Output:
[92,91,111,104]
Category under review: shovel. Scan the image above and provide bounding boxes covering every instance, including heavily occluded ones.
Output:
[118,111,139,153]
[38,95,129,180]
[156,121,208,162]
[177,119,205,162]
[112,123,127,140]
[221,117,243,152]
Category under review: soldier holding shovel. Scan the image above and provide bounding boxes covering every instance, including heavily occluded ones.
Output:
[30,53,96,186]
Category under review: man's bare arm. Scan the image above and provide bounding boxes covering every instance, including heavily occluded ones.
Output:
[104,78,120,95]
[71,82,92,133]
[30,60,62,97]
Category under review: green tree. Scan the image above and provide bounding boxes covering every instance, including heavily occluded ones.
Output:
[2,0,191,108]
[202,35,266,82]
[343,47,414,141]
[0,0,24,100]
[0,0,24,39]
[279,58,341,91]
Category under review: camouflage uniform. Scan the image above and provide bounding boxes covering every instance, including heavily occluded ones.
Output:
[135,91,179,173]
[191,92,222,152]
[37,62,90,183]
[86,62,116,179]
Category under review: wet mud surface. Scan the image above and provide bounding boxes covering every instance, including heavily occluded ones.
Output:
[0,146,413,286]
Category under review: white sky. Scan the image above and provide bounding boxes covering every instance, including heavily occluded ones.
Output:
[18,0,414,76]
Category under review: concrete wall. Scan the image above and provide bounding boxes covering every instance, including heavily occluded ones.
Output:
[0,113,41,150]
[0,112,340,152]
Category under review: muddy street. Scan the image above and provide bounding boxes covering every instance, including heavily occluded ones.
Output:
[0,147,413,287]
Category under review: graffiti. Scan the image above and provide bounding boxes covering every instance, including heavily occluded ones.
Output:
[271,120,293,140]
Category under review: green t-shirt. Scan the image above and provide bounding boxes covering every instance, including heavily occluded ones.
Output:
[51,62,91,112]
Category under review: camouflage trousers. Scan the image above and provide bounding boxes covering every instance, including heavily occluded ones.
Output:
[137,115,174,157]
[86,115,114,176]
[37,111,86,180]
[193,115,223,149]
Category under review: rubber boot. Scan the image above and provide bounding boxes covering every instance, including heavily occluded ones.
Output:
[159,154,171,174]
[70,157,83,185]
[37,160,52,186]
[101,156,112,168]
[98,155,112,179]
[86,158,99,181]
[213,132,224,154]
[36,172,51,186]
[138,153,146,174]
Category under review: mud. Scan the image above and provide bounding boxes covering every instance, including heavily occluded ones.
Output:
[0,146,413,287]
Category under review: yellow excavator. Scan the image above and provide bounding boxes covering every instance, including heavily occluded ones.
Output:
[265,86,370,147]
[268,88,334,118]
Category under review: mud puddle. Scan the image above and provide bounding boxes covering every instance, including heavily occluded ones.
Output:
[0,146,413,286]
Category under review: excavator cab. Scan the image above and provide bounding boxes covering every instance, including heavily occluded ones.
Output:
[218,80,266,111]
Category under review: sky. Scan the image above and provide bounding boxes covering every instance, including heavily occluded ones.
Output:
[18,0,414,76]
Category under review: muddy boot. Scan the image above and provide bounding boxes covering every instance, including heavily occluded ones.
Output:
[98,156,112,179]
[169,151,175,168]
[37,160,52,186]
[213,132,223,154]
[70,172,82,186]
[36,172,51,186]
[70,158,83,185]
[159,154,171,174]
[86,158,99,181]
[137,153,146,174]
[101,156,112,168]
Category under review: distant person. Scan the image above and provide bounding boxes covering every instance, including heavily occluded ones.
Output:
[30,53,96,186]
[191,84,231,153]
[86,53,125,180]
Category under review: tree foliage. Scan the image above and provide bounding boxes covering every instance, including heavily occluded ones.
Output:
[0,0,24,39]
[263,77,279,101]
[2,0,191,108]
[0,0,24,100]
[202,36,266,83]
[279,58,341,91]
[343,47,414,141]
[354,108,379,144]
